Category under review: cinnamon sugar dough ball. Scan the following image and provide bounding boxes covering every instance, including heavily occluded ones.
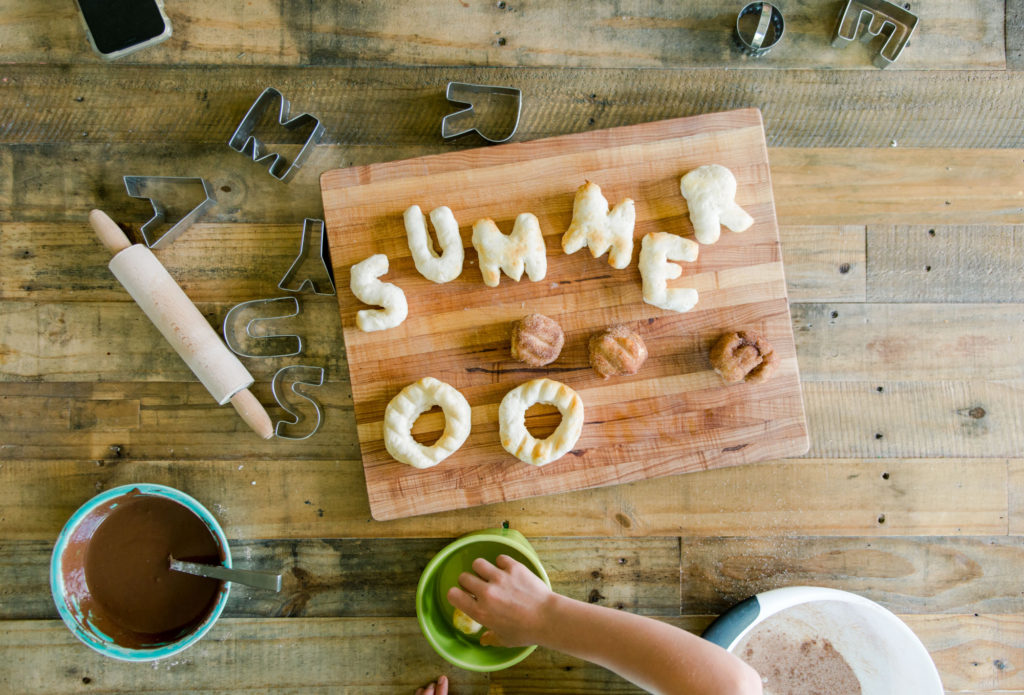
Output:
[588,324,648,379]
[510,314,565,367]
[709,330,778,384]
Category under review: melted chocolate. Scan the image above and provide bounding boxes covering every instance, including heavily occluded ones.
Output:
[65,491,225,648]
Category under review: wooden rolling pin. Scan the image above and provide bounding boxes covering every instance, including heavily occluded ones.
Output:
[90,209,274,439]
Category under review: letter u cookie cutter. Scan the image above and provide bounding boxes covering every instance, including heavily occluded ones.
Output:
[228,87,326,182]
[223,296,304,358]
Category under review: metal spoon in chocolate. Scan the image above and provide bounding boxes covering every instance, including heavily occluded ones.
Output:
[169,556,283,592]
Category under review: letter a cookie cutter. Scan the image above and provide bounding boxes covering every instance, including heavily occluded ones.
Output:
[228,87,326,183]
[278,218,336,295]
[832,0,918,68]
[123,175,217,249]
[441,82,522,144]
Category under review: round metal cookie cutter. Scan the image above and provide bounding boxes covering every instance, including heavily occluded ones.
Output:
[734,2,785,57]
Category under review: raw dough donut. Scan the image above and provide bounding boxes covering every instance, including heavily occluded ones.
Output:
[384,377,471,469]
[499,378,584,466]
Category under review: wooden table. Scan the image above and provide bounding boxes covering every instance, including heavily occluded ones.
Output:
[1,2,1021,692]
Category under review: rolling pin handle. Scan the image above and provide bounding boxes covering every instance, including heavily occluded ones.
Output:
[89,209,132,255]
[230,389,275,440]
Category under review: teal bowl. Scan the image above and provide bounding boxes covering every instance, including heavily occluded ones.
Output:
[416,527,551,672]
[50,484,231,661]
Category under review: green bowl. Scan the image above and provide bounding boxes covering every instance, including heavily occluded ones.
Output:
[415,527,551,672]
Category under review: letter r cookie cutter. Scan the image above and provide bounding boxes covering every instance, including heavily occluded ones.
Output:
[832,0,918,68]
[228,87,326,183]
[441,82,522,144]
[123,175,217,249]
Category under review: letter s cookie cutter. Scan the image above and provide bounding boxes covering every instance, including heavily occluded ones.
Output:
[272,365,325,440]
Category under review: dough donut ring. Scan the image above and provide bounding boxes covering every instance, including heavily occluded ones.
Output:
[499,378,584,466]
[384,377,471,469]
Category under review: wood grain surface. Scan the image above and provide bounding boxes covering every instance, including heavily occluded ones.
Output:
[1,0,1022,692]
[323,109,808,519]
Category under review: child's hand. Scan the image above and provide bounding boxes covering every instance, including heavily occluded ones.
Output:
[415,674,447,695]
[447,554,554,648]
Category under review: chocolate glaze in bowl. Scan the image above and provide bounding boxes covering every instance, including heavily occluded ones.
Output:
[51,484,231,661]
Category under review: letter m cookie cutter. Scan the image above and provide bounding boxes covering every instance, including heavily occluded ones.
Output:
[832,0,919,68]
[228,87,325,182]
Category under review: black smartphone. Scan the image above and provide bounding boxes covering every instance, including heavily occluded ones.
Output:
[75,0,172,59]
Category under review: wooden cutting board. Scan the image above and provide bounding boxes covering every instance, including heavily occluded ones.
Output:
[321,107,809,521]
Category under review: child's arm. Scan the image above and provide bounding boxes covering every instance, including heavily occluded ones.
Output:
[447,555,762,695]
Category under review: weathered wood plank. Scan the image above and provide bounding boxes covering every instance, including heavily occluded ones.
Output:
[1009,0,1024,70]
[2,67,1024,148]
[2,379,1021,460]
[803,381,1024,458]
[0,383,359,461]
[1009,459,1024,535]
[867,225,1024,302]
[0,537,680,621]
[6,301,1023,383]
[0,0,1006,70]
[780,225,866,303]
[904,613,1024,693]
[0,298,346,382]
[680,536,1024,615]
[792,304,1024,381]
[10,534,1023,622]
[0,615,1018,694]
[0,458,1007,541]
[0,222,865,304]
[3,144,1021,226]
[770,148,1024,226]
[0,222,316,304]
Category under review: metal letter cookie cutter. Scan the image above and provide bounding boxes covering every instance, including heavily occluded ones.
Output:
[832,0,918,68]
[223,296,304,358]
[228,87,326,183]
[278,218,336,295]
[734,2,785,57]
[272,365,325,440]
[123,175,216,249]
[441,82,522,144]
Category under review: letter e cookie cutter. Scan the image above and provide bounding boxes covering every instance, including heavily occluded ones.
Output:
[123,175,217,249]
[442,82,522,144]
[832,0,918,68]
[228,87,325,183]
